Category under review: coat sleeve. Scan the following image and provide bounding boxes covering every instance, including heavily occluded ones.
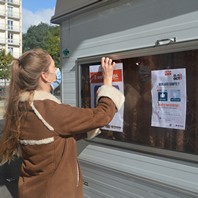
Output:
[35,97,116,136]
[34,85,125,136]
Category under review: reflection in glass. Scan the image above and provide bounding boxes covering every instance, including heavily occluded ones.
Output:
[80,49,198,156]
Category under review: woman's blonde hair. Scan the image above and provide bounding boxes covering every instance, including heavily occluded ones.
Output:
[0,48,51,165]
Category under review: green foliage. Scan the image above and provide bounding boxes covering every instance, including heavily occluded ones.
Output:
[22,23,60,67]
[0,49,13,80]
[47,26,60,68]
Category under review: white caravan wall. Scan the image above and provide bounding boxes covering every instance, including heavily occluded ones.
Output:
[60,0,198,105]
[57,0,198,197]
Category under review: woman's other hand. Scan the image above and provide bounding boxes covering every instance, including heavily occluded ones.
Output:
[101,57,116,86]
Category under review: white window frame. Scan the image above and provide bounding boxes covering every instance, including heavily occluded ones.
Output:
[77,39,198,163]
[8,32,13,43]
[7,6,13,17]
[8,20,13,30]
[8,46,13,55]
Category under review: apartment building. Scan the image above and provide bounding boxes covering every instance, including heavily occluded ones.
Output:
[0,0,22,58]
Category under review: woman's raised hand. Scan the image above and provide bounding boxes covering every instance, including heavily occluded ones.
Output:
[101,57,116,86]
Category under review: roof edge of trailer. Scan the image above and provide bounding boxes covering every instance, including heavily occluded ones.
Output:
[51,0,118,24]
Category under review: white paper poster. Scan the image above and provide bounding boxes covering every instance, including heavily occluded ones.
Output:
[151,68,186,130]
[89,63,124,132]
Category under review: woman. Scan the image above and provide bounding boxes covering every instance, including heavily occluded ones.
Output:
[0,49,125,198]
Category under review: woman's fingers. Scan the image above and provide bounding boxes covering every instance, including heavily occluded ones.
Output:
[101,57,115,68]
[101,57,115,86]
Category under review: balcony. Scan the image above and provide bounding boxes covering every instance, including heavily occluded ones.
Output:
[7,39,20,46]
[7,0,20,6]
[0,38,6,45]
[8,26,20,33]
[7,11,20,19]
[0,10,6,17]
[0,0,5,4]
[0,24,6,31]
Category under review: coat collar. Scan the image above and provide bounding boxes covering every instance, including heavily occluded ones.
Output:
[19,90,61,104]
[19,90,60,131]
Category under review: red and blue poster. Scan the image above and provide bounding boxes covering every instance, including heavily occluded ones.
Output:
[89,63,124,132]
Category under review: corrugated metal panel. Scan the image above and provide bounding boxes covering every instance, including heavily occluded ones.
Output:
[79,145,198,197]
[62,71,77,105]
[61,0,198,57]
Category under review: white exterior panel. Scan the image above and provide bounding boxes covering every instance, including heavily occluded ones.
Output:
[60,0,198,105]
[53,0,198,197]
[79,145,198,197]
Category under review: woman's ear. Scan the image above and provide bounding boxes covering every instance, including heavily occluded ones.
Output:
[40,72,48,82]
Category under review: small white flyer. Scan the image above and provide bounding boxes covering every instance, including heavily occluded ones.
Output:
[151,68,186,130]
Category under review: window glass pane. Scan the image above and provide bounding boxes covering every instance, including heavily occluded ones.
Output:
[80,49,198,156]
[8,20,13,30]
[8,32,13,43]
[8,47,13,55]
[7,6,13,17]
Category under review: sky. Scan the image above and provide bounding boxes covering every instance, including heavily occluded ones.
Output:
[22,0,57,33]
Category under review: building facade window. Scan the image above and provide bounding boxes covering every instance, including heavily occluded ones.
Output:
[7,0,14,3]
[7,6,13,17]
[8,32,13,43]
[8,20,13,30]
[8,46,13,55]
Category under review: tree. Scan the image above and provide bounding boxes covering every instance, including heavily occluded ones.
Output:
[0,49,13,84]
[23,23,49,51]
[23,23,61,68]
[46,26,60,68]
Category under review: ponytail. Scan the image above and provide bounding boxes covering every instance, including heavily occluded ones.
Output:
[0,49,51,165]
[0,59,22,165]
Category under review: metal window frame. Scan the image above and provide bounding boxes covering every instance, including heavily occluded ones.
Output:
[77,39,198,163]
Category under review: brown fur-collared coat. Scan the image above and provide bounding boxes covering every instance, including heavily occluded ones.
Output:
[18,85,125,198]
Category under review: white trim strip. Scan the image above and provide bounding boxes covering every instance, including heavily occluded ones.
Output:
[30,103,54,131]
[76,161,80,187]
[19,137,54,145]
